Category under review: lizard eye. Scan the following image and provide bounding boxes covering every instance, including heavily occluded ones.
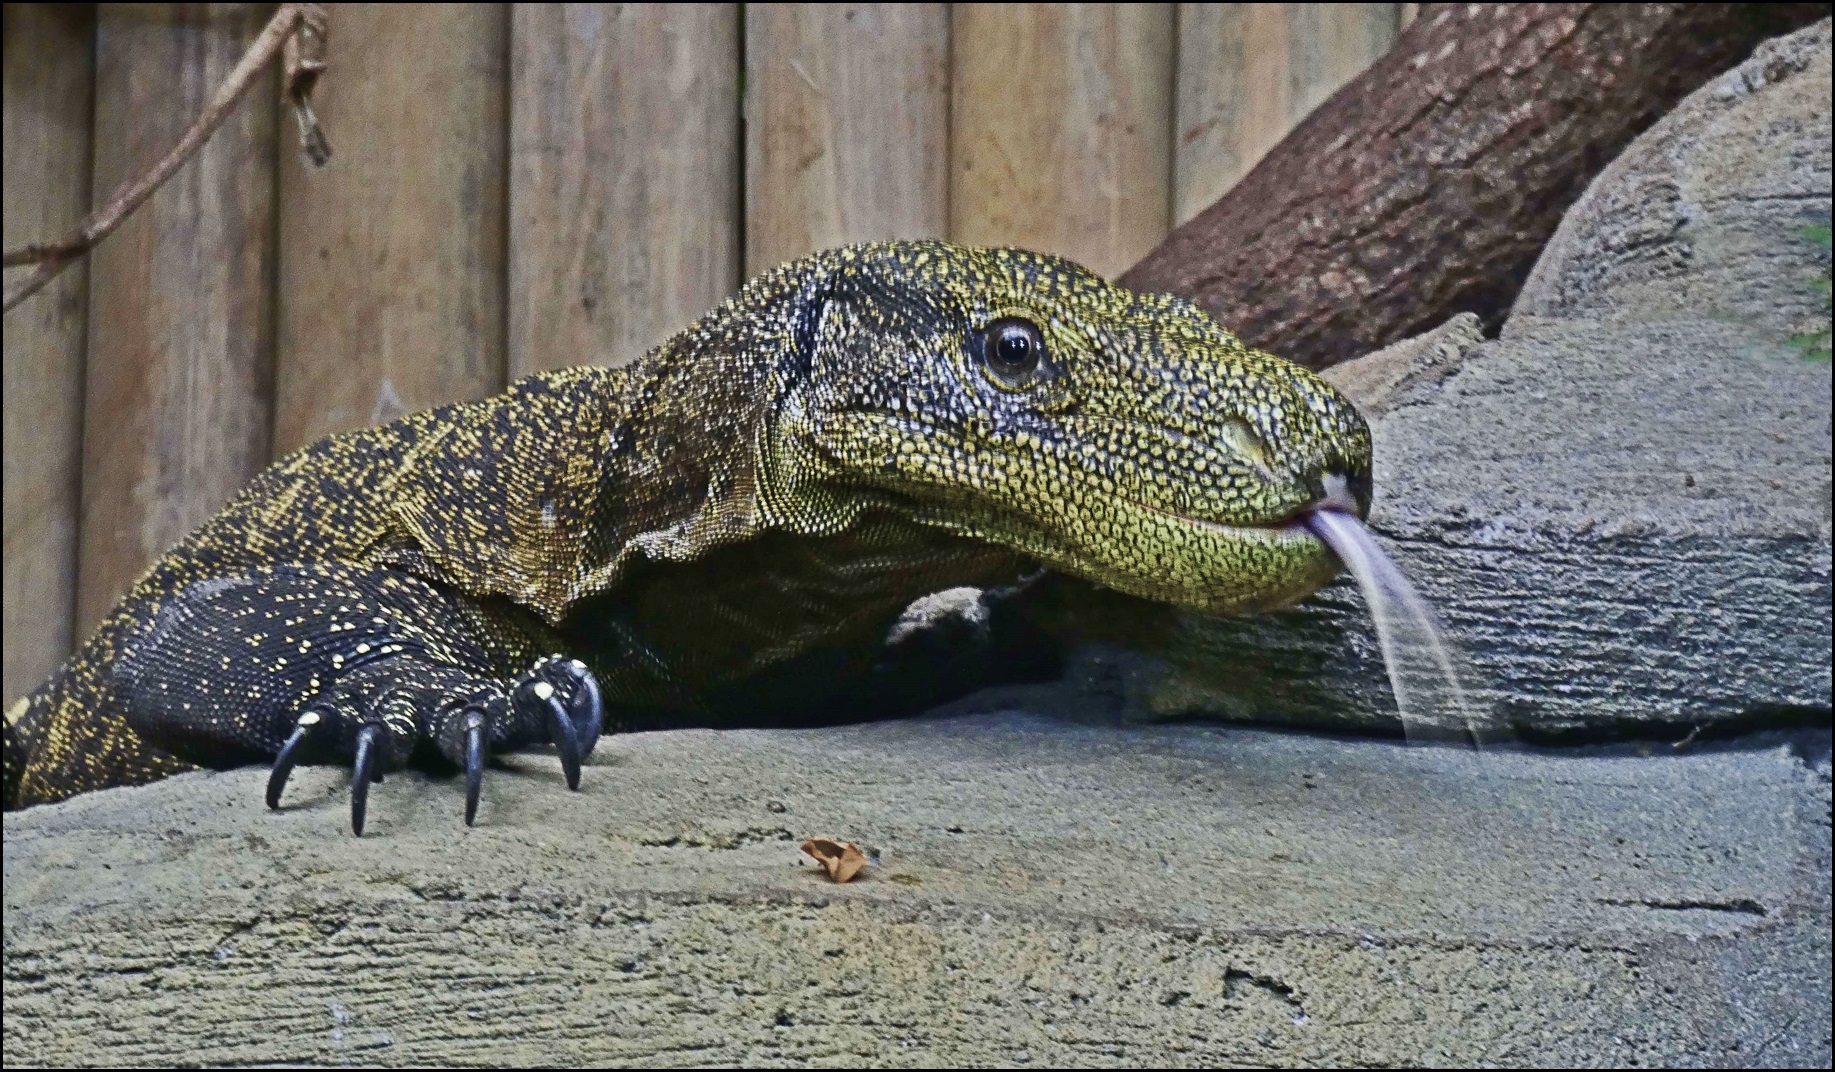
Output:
[978,317,1047,388]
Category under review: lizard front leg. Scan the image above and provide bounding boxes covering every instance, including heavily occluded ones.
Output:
[113,563,604,834]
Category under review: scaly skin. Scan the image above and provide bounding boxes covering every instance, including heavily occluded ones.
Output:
[3,242,1370,826]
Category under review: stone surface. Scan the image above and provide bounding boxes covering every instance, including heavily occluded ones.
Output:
[1514,19,1833,343]
[1315,311,1484,418]
[5,714,1830,1066]
[1077,20,1834,737]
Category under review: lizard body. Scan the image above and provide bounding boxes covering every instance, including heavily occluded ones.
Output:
[4,242,1370,829]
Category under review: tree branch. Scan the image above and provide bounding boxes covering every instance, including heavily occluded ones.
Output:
[1121,2,1832,368]
[2,3,330,314]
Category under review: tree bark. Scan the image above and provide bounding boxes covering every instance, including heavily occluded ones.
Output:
[1122,3,1831,369]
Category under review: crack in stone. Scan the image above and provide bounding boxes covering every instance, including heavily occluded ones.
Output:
[1223,967,1306,1015]
[1596,896,1767,916]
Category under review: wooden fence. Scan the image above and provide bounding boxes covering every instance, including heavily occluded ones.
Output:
[2,2,1408,705]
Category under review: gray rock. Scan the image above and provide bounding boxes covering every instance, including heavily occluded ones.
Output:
[1316,311,1485,418]
[1514,19,1833,344]
[1114,20,1833,736]
[5,716,1829,1065]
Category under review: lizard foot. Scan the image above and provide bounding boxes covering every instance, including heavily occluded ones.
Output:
[264,660,453,834]
[112,564,608,835]
[264,654,604,835]
[449,655,603,825]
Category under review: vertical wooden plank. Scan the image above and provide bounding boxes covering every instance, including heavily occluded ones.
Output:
[1173,4,1291,228]
[78,3,277,634]
[1286,4,1400,117]
[1174,4,1398,225]
[510,4,740,375]
[275,4,508,453]
[745,3,949,274]
[950,4,1175,278]
[3,4,93,701]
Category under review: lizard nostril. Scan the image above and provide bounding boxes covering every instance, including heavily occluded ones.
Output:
[1218,416,1270,471]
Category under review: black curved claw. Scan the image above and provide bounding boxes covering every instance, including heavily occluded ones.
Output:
[571,665,604,756]
[463,709,486,827]
[267,710,323,810]
[544,695,583,791]
[350,724,381,836]
[266,728,308,811]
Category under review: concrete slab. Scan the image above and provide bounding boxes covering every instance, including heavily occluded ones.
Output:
[5,713,1829,1066]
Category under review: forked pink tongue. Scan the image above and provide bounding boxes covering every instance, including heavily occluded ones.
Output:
[1301,508,1476,740]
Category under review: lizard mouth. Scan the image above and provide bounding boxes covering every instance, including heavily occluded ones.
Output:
[1100,473,1366,612]
[1117,492,1319,544]
[1083,493,1345,613]
[1113,470,1364,544]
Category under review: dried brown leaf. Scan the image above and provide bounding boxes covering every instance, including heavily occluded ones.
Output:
[800,838,870,883]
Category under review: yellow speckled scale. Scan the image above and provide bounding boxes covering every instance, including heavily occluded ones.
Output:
[4,242,1369,817]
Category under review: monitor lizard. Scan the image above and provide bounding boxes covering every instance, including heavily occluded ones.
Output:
[3,242,1371,833]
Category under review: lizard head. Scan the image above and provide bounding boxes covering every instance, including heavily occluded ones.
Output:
[755,241,1372,614]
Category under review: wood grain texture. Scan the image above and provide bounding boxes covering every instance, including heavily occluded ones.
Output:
[745,3,948,273]
[275,3,508,451]
[3,5,94,703]
[1173,3,1397,225]
[510,4,740,374]
[950,4,1175,278]
[78,3,276,635]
